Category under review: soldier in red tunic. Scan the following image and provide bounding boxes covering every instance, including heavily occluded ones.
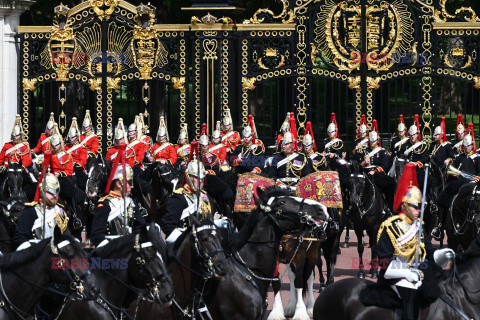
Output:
[199,134,220,170]
[106,119,136,169]
[276,113,290,152]
[221,108,240,154]
[127,118,147,169]
[33,112,56,155]
[150,116,177,165]
[64,117,88,191]
[175,123,190,167]
[210,121,227,163]
[80,110,99,158]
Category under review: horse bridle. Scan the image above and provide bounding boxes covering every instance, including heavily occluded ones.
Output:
[191,224,225,279]
[450,186,480,236]
[350,173,376,218]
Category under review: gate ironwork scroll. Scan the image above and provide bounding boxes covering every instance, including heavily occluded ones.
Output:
[18,0,480,152]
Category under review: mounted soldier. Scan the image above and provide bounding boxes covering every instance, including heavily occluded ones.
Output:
[377,162,435,320]
[429,116,454,170]
[266,115,313,189]
[359,120,395,210]
[0,115,34,195]
[138,113,152,155]
[450,114,465,156]
[248,115,265,153]
[301,121,327,171]
[276,113,291,152]
[231,118,265,174]
[150,116,177,165]
[127,117,147,169]
[351,114,369,163]
[389,114,408,158]
[199,130,221,170]
[64,117,88,191]
[221,107,240,155]
[319,112,346,159]
[175,123,191,167]
[161,144,218,243]
[14,171,68,250]
[432,123,480,240]
[80,110,99,158]
[33,112,56,155]
[209,121,228,163]
[91,144,146,247]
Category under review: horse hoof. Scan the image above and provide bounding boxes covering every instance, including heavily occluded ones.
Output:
[358,272,365,279]
[371,272,378,279]
[337,248,341,254]
[342,242,349,248]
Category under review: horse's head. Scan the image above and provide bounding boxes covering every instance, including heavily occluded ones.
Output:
[132,223,174,306]
[50,227,99,300]
[256,186,329,232]
[5,161,24,199]
[349,161,366,205]
[153,163,179,194]
[189,216,228,278]
[85,157,107,198]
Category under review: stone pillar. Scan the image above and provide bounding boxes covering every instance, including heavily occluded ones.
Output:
[0,0,35,145]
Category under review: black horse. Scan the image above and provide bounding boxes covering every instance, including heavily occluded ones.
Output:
[313,235,480,320]
[1,161,26,202]
[129,217,228,320]
[212,186,329,320]
[0,227,98,319]
[0,201,24,253]
[57,223,174,320]
[348,161,386,279]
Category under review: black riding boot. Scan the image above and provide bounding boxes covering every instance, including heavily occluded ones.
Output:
[329,209,339,232]
[397,287,419,320]
[431,207,445,240]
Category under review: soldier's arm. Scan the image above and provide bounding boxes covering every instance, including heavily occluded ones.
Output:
[132,204,147,233]
[167,145,177,165]
[34,136,43,154]
[91,136,99,154]
[0,145,7,165]
[376,228,397,286]
[161,195,186,237]
[90,201,110,247]
[13,207,37,248]
[376,150,389,172]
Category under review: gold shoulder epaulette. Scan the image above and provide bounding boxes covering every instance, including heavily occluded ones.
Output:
[377,215,401,242]
[173,188,184,195]
[25,201,38,207]
[99,195,108,202]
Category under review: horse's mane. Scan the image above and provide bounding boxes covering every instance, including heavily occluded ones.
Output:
[456,235,480,265]
[167,219,216,258]
[0,239,50,269]
[262,186,291,198]
[91,234,135,258]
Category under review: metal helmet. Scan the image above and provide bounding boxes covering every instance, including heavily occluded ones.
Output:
[67,127,78,138]
[397,123,406,132]
[212,130,221,139]
[280,121,289,132]
[359,124,368,134]
[39,173,60,195]
[369,131,379,142]
[242,125,253,138]
[115,128,125,140]
[223,108,233,127]
[327,122,337,133]
[402,186,422,208]
[128,123,137,132]
[282,131,293,144]
[303,133,313,146]
[463,134,473,147]
[112,165,134,183]
[186,159,206,179]
[11,125,21,137]
[199,134,210,146]
[157,127,167,137]
[178,124,188,141]
[457,123,465,134]
[50,134,62,146]
[82,110,92,128]
[408,124,418,136]
[46,112,55,130]
[433,126,441,136]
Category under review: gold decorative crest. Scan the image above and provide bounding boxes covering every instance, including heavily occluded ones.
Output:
[89,0,119,20]
[242,77,256,91]
[172,77,186,92]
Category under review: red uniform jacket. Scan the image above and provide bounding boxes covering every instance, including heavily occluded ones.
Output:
[221,131,240,153]
[209,143,227,162]
[64,143,88,167]
[0,142,32,167]
[140,135,152,153]
[34,133,52,154]
[51,150,73,177]
[200,152,220,169]
[105,144,137,168]
[80,133,99,155]
[128,139,146,167]
[152,142,177,165]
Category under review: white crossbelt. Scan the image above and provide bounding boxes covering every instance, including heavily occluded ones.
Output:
[404,141,423,155]
[221,131,235,142]
[277,152,298,168]
[324,138,340,149]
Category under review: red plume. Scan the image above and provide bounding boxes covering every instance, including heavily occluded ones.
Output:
[34,151,53,202]
[187,141,199,164]
[399,114,405,125]
[304,121,317,151]
[248,115,256,144]
[289,113,298,151]
[468,123,476,153]
[413,114,421,141]
[440,117,447,143]
[370,119,381,147]
[105,143,127,193]
[357,114,367,139]
[455,114,465,140]
[201,123,208,137]
[329,113,339,138]
[393,163,419,212]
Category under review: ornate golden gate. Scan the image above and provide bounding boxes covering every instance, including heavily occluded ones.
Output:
[18,0,480,152]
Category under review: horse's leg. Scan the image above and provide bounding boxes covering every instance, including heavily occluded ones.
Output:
[327,230,341,285]
[368,229,378,279]
[306,269,315,317]
[292,262,309,320]
[283,266,297,318]
[268,280,285,320]
[317,247,325,287]
[355,227,365,278]
[342,210,350,248]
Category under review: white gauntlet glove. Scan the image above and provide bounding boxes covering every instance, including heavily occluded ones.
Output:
[434,248,455,268]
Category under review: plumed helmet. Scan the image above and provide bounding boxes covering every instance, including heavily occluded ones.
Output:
[115,128,124,140]
[212,120,221,139]
[463,134,474,147]
[82,110,92,128]
[359,124,368,134]
[157,127,167,137]
[186,159,206,179]
[128,123,137,132]
[397,123,406,132]
[280,120,289,132]
[303,133,313,146]
[282,131,293,144]
[178,123,188,141]
[222,116,232,126]
[11,125,21,137]
[199,134,210,146]
[50,134,62,146]
[39,173,61,195]
[408,124,418,136]
[402,186,422,208]
[112,165,133,183]
[369,131,379,142]
[46,112,55,130]
[433,126,441,136]
[242,125,253,138]
[67,127,78,138]
[327,122,337,133]
[457,123,465,134]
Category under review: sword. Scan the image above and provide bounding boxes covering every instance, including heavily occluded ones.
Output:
[415,162,429,267]
[42,164,47,239]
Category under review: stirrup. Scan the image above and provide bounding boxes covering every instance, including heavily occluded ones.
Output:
[430,201,438,214]
[431,227,442,240]
[330,220,339,232]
